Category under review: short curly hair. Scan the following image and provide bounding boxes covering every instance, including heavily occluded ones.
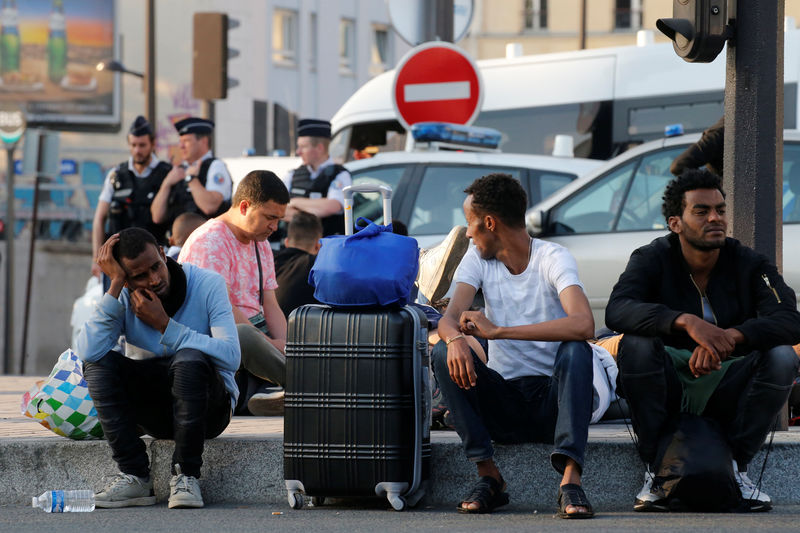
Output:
[112,227,159,263]
[662,168,725,223]
[464,173,527,228]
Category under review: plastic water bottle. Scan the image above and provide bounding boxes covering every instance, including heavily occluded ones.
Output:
[32,490,95,512]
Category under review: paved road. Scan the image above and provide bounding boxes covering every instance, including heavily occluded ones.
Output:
[4,502,800,533]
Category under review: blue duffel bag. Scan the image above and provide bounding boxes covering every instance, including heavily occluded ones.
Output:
[309,217,419,307]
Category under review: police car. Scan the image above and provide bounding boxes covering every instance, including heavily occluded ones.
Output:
[345,122,604,248]
[525,129,800,327]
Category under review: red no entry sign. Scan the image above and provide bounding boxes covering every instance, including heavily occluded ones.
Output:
[392,42,483,130]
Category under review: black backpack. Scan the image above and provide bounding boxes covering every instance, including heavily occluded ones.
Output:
[651,414,742,512]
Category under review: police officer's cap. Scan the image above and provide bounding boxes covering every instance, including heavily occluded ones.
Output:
[297,118,331,139]
[174,117,215,136]
[129,115,153,137]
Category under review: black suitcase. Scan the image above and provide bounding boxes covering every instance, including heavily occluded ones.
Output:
[283,303,430,511]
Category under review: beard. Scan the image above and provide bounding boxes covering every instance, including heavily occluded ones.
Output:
[684,231,725,251]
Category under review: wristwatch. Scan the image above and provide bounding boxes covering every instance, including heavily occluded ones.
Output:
[184,174,196,183]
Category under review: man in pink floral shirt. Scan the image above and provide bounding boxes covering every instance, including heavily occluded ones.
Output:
[179,170,290,415]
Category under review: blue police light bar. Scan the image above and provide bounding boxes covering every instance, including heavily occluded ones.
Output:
[411,122,502,149]
[664,123,685,137]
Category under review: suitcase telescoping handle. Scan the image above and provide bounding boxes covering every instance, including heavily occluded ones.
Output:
[342,184,392,236]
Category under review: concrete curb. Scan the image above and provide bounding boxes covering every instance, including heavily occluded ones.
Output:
[4,432,800,511]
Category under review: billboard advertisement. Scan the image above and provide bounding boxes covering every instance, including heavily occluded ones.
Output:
[0,0,118,130]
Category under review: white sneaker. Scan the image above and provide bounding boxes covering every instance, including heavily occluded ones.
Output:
[633,470,668,512]
[417,226,469,303]
[168,465,204,509]
[733,461,772,512]
[95,472,156,508]
[247,386,285,416]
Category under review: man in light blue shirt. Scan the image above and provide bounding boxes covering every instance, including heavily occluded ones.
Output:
[76,227,239,510]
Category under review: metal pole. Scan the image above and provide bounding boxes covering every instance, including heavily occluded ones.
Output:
[20,130,47,374]
[19,174,39,374]
[424,0,454,42]
[205,100,215,153]
[723,1,786,428]
[145,0,156,128]
[4,145,15,374]
[723,2,783,263]
[579,0,587,50]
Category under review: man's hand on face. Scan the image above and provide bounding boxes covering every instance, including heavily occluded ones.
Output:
[95,234,126,283]
[130,288,170,333]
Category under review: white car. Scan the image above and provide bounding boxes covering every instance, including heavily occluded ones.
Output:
[346,150,604,248]
[526,131,800,328]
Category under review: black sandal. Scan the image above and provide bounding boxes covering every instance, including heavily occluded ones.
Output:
[557,483,595,519]
[457,475,510,514]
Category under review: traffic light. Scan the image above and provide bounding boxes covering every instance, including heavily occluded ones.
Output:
[192,12,239,100]
[656,0,730,63]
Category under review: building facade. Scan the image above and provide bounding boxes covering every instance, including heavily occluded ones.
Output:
[461,0,800,59]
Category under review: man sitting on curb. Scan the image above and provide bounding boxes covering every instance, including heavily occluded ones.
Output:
[77,228,240,509]
[433,173,596,518]
[166,212,206,260]
[606,169,800,512]
[274,210,323,319]
[179,170,289,416]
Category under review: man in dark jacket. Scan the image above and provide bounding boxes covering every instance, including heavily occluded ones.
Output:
[606,168,800,513]
[274,210,322,318]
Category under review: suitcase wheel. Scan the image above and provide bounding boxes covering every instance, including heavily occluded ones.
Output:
[288,491,304,509]
[388,495,406,512]
[311,496,326,507]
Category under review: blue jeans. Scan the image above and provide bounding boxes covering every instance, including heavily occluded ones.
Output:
[84,348,231,478]
[431,340,594,474]
[617,335,799,469]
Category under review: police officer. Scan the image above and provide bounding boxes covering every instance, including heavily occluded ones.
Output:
[151,117,233,228]
[281,119,352,236]
[91,116,171,279]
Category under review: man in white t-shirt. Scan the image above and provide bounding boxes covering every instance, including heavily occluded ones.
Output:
[179,170,289,416]
[434,173,596,518]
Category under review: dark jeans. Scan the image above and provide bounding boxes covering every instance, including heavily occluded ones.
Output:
[431,340,594,474]
[84,348,232,478]
[617,335,799,470]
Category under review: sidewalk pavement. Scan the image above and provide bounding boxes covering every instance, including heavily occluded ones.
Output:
[3,376,800,511]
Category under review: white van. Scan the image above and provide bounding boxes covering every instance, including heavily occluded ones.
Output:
[330,22,800,162]
[222,156,302,194]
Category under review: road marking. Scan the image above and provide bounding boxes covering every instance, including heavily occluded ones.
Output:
[404,81,470,102]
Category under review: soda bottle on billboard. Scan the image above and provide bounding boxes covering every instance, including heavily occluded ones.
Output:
[1,0,20,74]
[48,0,67,83]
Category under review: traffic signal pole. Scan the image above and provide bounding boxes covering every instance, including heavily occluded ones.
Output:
[724,2,787,429]
[424,0,454,42]
[723,2,784,269]
[146,0,156,128]
[4,145,15,374]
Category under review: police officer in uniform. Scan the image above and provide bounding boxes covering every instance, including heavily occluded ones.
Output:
[91,116,171,279]
[151,117,233,228]
[281,119,352,236]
